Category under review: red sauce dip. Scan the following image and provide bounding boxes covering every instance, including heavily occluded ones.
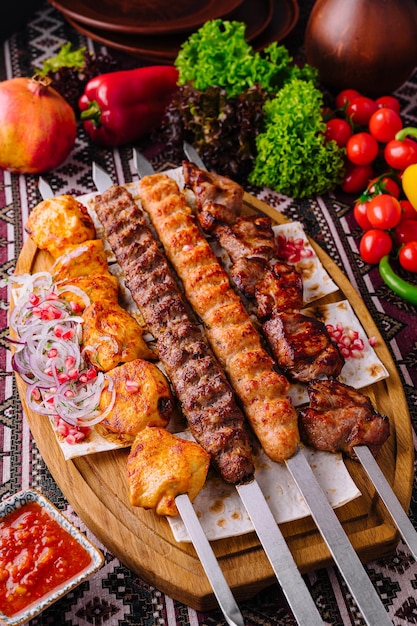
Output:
[0,501,92,617]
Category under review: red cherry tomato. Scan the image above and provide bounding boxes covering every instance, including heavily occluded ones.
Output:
[346,96,378,126]
[341,162,374,194]
[366,194,402,229]
[359,229,393,264]
[393,219,417,245]
[375,95,401,114]
[399,240,417,272]
[367,176,401,198]
[354,201,373,230]
[384,138,417,170]
[399,199,417,221]
[335,88,361,109]
[346,132,379,165]
[325,118,352,147]
[368,108,403,143]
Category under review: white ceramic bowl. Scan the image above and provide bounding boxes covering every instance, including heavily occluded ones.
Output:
[0,488,104,626]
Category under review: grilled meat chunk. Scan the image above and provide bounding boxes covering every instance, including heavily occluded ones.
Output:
[99,359,174,437]
[255,261,304,319]
[138,173,299,463]
[183,160,243,217]
[25,195,96,259]
[263,311,344,382]
[299,380,390,459]
[215,215,277,262]
[82,300,156,371]
[56,273,120,311]
[50,239,110,282]
[126,426,210,516]
[93,184,254,484]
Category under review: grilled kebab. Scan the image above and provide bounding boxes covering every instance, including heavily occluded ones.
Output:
[92,184,254,484]
[137,173,299,463]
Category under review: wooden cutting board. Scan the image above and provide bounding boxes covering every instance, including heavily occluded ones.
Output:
[13,190,414,611]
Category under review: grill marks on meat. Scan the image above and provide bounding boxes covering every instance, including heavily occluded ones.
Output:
[263,312,344,383]
[138,173,299,463]
[92,184,254,484]
[299,380,390,459]
[184,162,343,382]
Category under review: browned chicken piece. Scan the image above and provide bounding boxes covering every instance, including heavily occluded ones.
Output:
[50,239,111,282]
[298,379,390,459]
[56,274,120,311]
[216,215,277,262]
[263,311,344,383]
[126,426,210,516]
[138,173,299,463]
[93,184,254,485]
[98,359,174,437]
[82,300,155,371]
[25,195,96,258]
[183,160,243,217]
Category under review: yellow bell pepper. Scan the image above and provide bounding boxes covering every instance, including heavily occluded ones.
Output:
[402,163,417,211]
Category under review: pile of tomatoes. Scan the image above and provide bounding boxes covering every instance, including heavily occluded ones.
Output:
[324,88,417,276]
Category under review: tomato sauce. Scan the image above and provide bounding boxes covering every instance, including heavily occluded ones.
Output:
[0,501,92,617]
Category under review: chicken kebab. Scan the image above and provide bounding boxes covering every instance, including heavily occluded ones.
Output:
[20,193,211,517]
[182,162,390,460]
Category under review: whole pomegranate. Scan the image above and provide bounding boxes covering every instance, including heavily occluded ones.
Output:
[0,75,77,174]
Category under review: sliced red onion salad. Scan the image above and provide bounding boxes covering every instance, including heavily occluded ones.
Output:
[8,271,116,436]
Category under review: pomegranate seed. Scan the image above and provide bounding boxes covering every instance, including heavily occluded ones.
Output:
[65,356,76,369]
[61,328,75,341]
[125,380,140,393]
[29,292,40,305]
[31,387,41,401]
[70,301,82,313]
[47,348,59,358]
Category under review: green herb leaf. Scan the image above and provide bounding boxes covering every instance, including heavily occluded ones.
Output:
[249,79,346,198]
[39,42,87,76]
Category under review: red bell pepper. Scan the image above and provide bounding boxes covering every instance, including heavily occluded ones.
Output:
[78,65,179,146]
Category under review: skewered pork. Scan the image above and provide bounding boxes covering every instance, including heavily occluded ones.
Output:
[182,160,243,219]
[263,311,344,382]
[82,300,156,371]
[93,184,254,484]
[299,379,390,458]
[126,426,210,516]
[137,173,299,463]
[184,161,344,383]
[98,359,174,437]
[25,195,96,258]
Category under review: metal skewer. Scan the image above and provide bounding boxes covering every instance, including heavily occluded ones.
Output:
[129,152,326,626]
[91,160,246,626]
[353,445,417,560]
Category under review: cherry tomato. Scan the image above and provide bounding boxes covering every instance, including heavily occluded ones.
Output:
[366,194,402,229]
[354,201,373,230]
[341,162,374,194]
[375,95,401,114]
[393,219,417,245]
[367,176,401,198]
[359,229,393,264]
[346,96,378,126]
[346,132,379,165]
[399,199,417,221]
[325,118,352,147]
[335,88,361,109]
[384,138,417,170]
[399,240,417,272]
[368,108,403,143]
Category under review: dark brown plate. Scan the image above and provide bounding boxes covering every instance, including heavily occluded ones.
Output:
[66,0,296,64]
[48,0,244,35]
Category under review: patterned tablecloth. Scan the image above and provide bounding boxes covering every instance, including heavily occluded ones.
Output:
[1,3,417,625]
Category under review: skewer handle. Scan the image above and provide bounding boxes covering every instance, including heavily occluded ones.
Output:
[354,445,417,560]
[175,494,245,626]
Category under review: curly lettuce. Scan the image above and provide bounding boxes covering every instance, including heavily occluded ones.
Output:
[249,79,345,198]
[175,20,317,98]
